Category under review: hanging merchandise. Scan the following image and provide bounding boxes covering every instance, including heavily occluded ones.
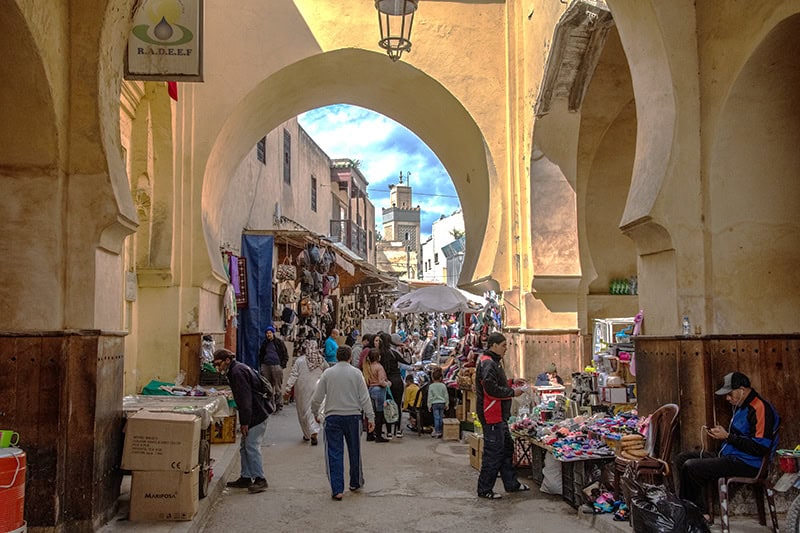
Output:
[276,256,297,281]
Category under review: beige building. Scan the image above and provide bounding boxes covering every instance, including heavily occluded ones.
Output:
[377,173,422,279]
[2,0,800,529]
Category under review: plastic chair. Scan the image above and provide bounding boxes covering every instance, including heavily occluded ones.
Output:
[614,403,680,499]
[713,422,780,533]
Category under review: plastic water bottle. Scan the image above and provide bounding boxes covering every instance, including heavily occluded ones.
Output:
[682,316,691,336]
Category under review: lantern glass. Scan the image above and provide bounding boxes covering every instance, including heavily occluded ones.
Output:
[375,0,419,61]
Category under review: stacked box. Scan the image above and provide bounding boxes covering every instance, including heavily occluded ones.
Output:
[463,390,476,415]
[467,433,483,470]
[122,411,201,521]
[530,446,546,485]
[560,458,614,509]
[455,402,466,421]
[443,418,460,441]
[210,414,237,444]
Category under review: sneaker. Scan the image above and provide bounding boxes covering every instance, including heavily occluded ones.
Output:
[375,435,390,443]
[310,434,318,446]
[395,430,404,438]
[431,432,439,438]
[226,476,253,489]
[248,477,268,493]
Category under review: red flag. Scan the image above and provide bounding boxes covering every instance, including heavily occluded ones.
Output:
[167,81,178,101]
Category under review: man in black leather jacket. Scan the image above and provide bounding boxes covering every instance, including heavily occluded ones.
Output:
[475,332,529,499]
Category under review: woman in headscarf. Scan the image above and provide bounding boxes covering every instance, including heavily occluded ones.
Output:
[284,336,329,445]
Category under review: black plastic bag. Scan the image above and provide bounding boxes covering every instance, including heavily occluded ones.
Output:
[628,482,709,533]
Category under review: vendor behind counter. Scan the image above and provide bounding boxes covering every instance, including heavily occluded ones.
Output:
[535,362,564,386]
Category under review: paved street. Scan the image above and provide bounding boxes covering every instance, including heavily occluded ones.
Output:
[200,404,596,533]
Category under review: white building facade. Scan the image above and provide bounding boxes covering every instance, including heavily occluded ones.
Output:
[420,209,465,283]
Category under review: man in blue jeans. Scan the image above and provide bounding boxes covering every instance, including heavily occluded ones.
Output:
[312,346,375,500]
[475,332,529,499]
[213,349,270,493]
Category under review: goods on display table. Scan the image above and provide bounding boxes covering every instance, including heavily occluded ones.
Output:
[508,411,646,510]
[122,395,234,521]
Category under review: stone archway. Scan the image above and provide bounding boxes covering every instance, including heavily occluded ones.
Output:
[202,48,497,293]
[577,27,639,327]
[708,14,800,334]
[0,0,60,330]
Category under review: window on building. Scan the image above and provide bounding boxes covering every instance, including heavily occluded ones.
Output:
[256,136,266,164]
[434,253,439,265]
[283,130,291,184]
[311,176,317,212]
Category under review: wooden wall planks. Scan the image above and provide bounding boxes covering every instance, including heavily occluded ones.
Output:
[636,335,800,455]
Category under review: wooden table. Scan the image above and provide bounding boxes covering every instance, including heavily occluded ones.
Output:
[513,433,614,508]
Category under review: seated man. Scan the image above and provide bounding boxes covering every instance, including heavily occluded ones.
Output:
[675,371,779,521]
[534,362,564,386]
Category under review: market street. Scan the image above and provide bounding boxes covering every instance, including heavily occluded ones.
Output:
[200,404,596,533]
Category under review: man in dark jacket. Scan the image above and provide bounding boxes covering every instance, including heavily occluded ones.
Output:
[676,371,779,521]
[475,332,529,499]
[259,326,289,411]
[214,349,270,493]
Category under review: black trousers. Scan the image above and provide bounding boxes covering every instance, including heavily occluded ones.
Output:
[477,422,521,495]
[676,450,758,513]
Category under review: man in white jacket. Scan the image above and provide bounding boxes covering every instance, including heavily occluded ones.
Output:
[312,346,375,501]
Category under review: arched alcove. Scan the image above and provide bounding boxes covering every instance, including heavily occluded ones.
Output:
[584,101,638,295]
[0,1,61,329]
[709,14,800,333]
[202,48,495,288]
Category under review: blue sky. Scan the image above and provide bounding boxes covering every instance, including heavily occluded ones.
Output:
[298,104,461,239]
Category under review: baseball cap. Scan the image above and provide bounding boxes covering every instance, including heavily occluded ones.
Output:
[715,371,751,395]
[390,333,404,346]
[545,362,557,374]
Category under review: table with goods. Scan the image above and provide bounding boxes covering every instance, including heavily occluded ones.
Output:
[510,411,644,509]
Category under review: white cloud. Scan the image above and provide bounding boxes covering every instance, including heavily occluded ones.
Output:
[298,104,461,237]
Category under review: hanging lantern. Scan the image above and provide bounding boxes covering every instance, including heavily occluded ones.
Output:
[375,0,419,62]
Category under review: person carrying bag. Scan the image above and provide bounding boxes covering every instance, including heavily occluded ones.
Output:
[383,387,400,425]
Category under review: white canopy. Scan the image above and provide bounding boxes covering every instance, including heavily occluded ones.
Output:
[390,285,488,314]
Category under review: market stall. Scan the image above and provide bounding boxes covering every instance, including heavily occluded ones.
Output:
[508,411,645,510]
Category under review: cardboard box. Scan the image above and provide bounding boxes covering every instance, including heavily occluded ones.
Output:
[602,386,628,404]
[443,418,460,441]
[455,402,466,422]
[463,390,476,416]
[122,411,201,471]
[210,414,237,444]
[130,468,199,521]
[467,432,483,470]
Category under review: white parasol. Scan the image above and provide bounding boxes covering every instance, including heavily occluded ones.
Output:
[390,285,488,314]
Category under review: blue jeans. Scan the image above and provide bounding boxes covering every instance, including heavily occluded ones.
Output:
[369,386,386,412]
[323,415,364,496]
[239,419,267,479]
[477,422,521,495]
[431,402,446,434]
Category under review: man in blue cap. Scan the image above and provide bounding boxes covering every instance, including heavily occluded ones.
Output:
[259,325,289,412]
